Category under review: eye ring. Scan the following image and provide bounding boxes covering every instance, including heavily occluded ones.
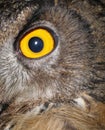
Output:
[19,27,58,59]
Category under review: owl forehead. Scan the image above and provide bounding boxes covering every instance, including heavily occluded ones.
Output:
[0,0,65,22]
[0,0,67,45]
[0,0,79,34]
[0,1,35,21]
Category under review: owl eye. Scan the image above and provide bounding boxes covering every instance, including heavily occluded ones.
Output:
[20,28,57,59]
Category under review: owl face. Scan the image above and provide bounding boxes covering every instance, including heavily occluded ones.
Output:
[0,0,102,104]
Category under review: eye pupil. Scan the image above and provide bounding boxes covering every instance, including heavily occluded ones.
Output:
[28,37,43,53]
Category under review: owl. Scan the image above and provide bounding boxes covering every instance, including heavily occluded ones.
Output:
[0,0,105,130]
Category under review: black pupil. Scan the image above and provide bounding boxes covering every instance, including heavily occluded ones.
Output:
[28,37,44,53]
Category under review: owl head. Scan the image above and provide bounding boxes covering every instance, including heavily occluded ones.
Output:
[0,0,105,104]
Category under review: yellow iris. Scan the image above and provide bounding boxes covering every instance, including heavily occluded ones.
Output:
[20,28,55,58]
